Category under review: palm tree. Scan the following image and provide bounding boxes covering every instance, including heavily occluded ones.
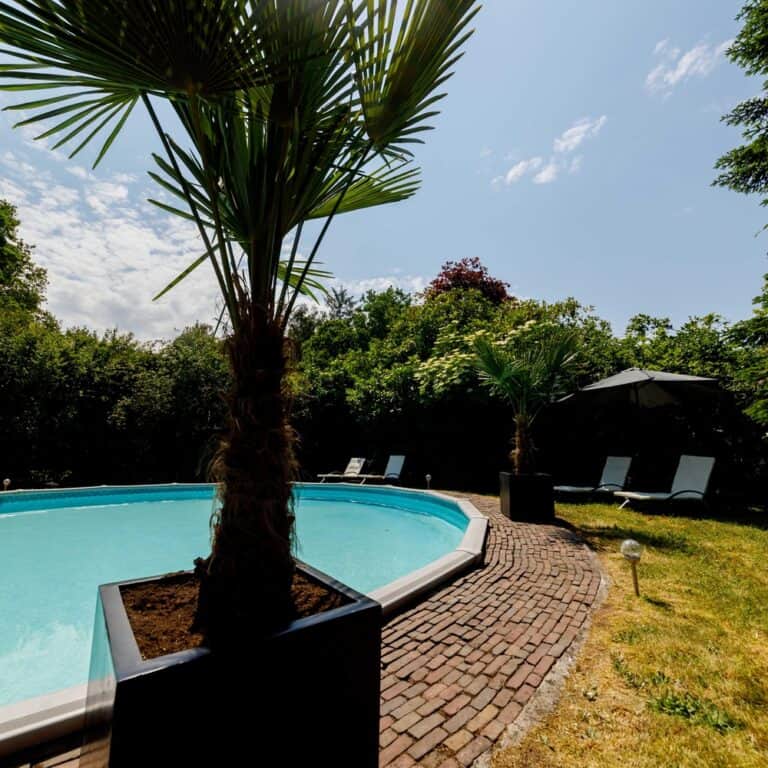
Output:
[475,332,579,475]
[0,0,479,648]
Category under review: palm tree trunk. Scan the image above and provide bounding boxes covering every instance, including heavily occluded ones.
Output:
[511,417,535,475]
[193,306,296,649]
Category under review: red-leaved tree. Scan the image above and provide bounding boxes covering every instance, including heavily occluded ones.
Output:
[425,257,510,305]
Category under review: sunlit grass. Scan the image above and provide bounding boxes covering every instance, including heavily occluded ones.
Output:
[491,502,768,768]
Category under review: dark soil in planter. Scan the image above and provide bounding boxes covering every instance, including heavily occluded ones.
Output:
[121,570,349,659]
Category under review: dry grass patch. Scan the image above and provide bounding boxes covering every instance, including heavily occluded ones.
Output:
[492,502,768,768]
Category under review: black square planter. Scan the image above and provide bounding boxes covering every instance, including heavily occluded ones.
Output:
[81,563,382,767]
[499,472,555,522]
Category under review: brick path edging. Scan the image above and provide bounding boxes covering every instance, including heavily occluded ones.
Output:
[378,494,603,767]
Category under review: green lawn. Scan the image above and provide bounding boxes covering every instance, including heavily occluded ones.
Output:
[492,501,768,768]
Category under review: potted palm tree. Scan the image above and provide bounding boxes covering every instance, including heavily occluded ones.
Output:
[0,1,479,765]
[475,331,579,521]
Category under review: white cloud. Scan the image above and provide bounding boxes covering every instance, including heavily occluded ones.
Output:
[0,177,29,203]
[493,116,606,187]
[334,274,427,296]
[85,181,129,215]
[1,151,38,178]
[554,116,607,153]
[0,157,220,340]
[3,149,425,339]
[19,125,68,163]
[646,38,732,95]
[533,161,559,185]
[479,147,492,159]
[112,172,138,184]
[39,185,80,209]
[569,155,584,174]
[67,166,90,180]
[502,156,542,184]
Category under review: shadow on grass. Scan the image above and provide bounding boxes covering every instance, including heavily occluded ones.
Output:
[559,496,768,531]
[641,595,673,611]
[556,518,697,555]
[680,503,768,531]
[628,500,768,531]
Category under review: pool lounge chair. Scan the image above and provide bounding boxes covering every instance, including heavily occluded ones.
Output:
[356,455,406,485]
[555,456,632,498]
[614,455,715,508]
[317,457,366,482]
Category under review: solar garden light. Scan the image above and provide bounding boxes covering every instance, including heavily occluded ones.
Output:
[425,474,432,490]
[621,539,643,597]
[2,478,9,491]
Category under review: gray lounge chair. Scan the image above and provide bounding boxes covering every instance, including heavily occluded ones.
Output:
[317,457,366,482]
[614,455,715,508]
[555,456,632,498]
[356,455,406,485]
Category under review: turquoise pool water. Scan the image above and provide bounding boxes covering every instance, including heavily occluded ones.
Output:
[0,484,466,708]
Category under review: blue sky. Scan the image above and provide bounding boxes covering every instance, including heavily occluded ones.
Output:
[0,0,764,339]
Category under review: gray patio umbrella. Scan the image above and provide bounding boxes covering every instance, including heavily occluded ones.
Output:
[561,367,720,408]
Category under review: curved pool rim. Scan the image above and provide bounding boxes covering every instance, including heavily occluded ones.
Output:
[0,482,487,761]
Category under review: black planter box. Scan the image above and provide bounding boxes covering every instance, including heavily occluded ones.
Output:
[81,563,382,768]
[499,472,555,522]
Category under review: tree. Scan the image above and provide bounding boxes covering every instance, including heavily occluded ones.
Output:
[0,199,47,315]
[730,274,768,425]
[474,332,580,474]
[714,2,768,213]
[0,1,480,647]
[358,287,412,340]
[711,1,768,427]
[425,257,510,305]
[325,286,356,320]
[287,304,323,350]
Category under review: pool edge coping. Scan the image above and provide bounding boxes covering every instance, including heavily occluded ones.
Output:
[0,483,487,761]
[362,488,487,616]
[0,684,86,760]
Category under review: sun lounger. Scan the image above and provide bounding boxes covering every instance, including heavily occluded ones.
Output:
[555,456,632,497]
[356,455,405,485]
[614,455,715,508]
[317,457,366,482]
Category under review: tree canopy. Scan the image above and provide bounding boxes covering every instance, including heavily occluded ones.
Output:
[0,200,47,316]
[730,274,768,426]
[714,1,768,213]
[425,256,511,305]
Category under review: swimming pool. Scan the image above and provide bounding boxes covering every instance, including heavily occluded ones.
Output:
[0,482,485,721]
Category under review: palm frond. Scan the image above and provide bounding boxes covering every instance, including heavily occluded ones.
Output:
[153,251,211,302]
[346,0,480,154]
[279,259,333,301]
[0,0,289,161]
[475,331,580,420]
[153,248,331,304]
[306,163,420,218]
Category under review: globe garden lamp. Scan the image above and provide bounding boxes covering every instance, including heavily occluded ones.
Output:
[621,539,643,596]
[425,474,432,490]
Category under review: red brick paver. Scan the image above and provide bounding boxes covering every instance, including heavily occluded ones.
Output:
[378,494,601,767]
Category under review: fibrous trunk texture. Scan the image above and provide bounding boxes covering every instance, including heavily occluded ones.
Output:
[511,417,535,475]
[193,308,296,649]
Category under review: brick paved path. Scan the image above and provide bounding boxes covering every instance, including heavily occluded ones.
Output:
[378,494,602,767]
